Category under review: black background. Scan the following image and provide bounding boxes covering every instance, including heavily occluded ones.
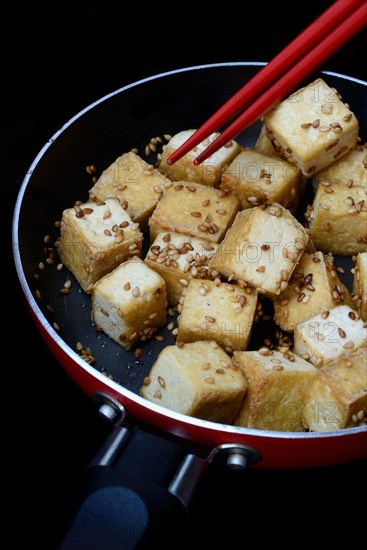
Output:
[3,2,367,548]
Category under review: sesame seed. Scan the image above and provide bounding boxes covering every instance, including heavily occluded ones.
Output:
[132,286,140,297]
[191,211,201,218]
[53,322,60,331]
[343,341,354,349]
[205,316,216,323]
[205,377,215,384]
[202,199,210,207]
[357,410,365,421]
[259,347,271,356]
[321,310,330,319]
[338,327,346,338]
[273,365,284,371]
[153,390,162,399]
[301,123,312,129]
[155,335,164,342]
[315,357,323,367]
[158,376,166,388]
[352,414,358,424]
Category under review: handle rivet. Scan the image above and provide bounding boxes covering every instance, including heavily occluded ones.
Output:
[227,452,248,471]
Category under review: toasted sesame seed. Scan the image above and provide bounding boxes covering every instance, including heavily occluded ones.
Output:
[158,376,166,388]
[155,335,164,342]
[343,341,354,349]
[352,414,358,424]
[153,390,162,399]
[338,327,346,338]
[321,310,330,319]
[259,346,271,356]
[132,286,140,297]
[321,103,333,115]
[357,410,365,421]
[205,315,216,323]
[205,377,215,384]
[301,123,312,129]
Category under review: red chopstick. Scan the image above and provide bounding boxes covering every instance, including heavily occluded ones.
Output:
[167,0,366,166]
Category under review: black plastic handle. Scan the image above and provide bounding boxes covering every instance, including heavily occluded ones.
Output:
[59,464,188,550]
[58,424,201,549]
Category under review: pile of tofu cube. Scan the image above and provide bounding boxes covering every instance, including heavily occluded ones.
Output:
[58,77,367,432]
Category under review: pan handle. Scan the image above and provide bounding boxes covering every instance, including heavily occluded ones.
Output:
[58,394,261,549]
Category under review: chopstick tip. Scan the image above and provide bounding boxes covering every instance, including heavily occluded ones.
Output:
[193,158,200,166]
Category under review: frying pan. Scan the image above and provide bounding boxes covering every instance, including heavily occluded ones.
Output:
[12,62,367,543]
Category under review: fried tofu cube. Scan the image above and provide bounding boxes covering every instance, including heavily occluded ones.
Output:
[221,148,302,213]
[313,143,367,190]
[294,305,367,367]
[307,181,367,255]
[140,341,247,423]
[273,251,353,332]
[148,182,240,243]
[353,252,367,321]
[233,350,316,432]
[58,198,143,292]
[144,232,219,305]
[302,348,367,431]
[209,204,309,297]
[91,257,166,350]
[177,279,258,352]
[89,151,171,228]
[264,78,359,176]
[255,123,282,158]
[159,130,241,187]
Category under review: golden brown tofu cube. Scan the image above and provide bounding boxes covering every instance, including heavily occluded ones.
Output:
[209,204,309,297]
[177,279,258,352]
[302,348,367,431]
[273,251,352,332]
[91,257,167,350]
[159,129,241,187]
[233,349,316,432]
[255,123,282,158]
[264,78,359,177]
[141,341,247,423]
[313,143,367,189]
[144,232,218,305]
[89,151,171,228]
[148,182,240,243]
[307,181,367,255]
[221,148,302,213]
[294,305,367,367]
[58,198,143,292]
[353,252,367,321]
